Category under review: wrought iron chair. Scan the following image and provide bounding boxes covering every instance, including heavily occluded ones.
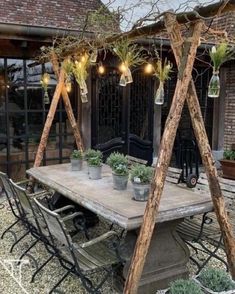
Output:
[34,197,123,294]
[10,180,86,283]
[0,171,31,249]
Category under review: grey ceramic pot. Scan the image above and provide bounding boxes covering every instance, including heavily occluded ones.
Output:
[132,182,150,201]
[71,159,83,171]
[112,173,128,190]
[88,165,102,180]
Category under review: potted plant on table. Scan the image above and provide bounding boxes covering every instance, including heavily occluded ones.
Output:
[86,149,103,180]
[194,268,235,293]
[70,149,83,171]
[220,148,235,180]
[130,164,153,201]
[106,152,129,190]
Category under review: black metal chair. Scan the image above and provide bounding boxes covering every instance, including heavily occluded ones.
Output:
[10,180,86,283]
[34,197,123,294]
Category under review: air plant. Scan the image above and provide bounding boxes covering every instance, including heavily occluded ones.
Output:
[73,53,90,103]
[208,42,234,98]
[62,58,74,93]
[113,39,144,86]
[152,58,172,105]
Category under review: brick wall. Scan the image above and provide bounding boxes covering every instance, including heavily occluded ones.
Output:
[224,61,235,150]
[0,0,103,30]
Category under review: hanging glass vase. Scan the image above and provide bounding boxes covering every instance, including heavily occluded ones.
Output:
[119,74,127,87]
[65,76,72,93]
[155,81,164,105]
[44,90,50,104]
[208,71,220,98]
[80,79,88,95]
[90,49,98,63]
[124,67,133,84]
[81,94,88,103]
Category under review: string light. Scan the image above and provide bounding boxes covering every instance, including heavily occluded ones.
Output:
[65,81,72,93]
[144,63,153,74]
[119,62,128,73]
[98,63,105,74]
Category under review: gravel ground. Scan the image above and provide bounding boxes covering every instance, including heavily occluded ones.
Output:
[0,196,228,294]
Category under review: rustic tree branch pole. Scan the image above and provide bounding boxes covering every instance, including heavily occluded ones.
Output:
[123,20,203,294]
[164,12,235,277]
[33,70,65,167]
[50,52,84,152]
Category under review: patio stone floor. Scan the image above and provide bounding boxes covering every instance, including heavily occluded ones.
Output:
[0,196,227,294]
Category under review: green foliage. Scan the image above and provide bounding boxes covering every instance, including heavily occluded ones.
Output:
[113,39,145,68]
[209,43,234,71]
[224,150,235,160]
[198,268,235,292]
[130,164,153,184]
[153,58,172,82]
[169,279,203,294]
[62,58,74,77]
[70,149,83,159]
[73,53,89,86]
[84,149,103,161]
[87,156,102,167]
[107,152,129,176]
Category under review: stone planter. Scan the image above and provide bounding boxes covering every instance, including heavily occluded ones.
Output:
[132,182,150,201]
[219,159,235,180]
[112,173,128,190]
[193,277,235,294]
[88,165,102,180]
[70,159,83,171]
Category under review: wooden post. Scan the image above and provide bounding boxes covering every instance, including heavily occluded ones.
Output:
[33,70,65,167]
[124,20,203,294]
[50,52,84,152]
[164,12,235,277]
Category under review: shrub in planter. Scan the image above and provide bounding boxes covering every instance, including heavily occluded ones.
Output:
[168,279,203,294]
[130,164,153,201]
[220,150,235,180]
[106,152,129,190]
[195,268,235,293]
[87,150,103,180]
[70,149,83,171]
[84,148,102,161]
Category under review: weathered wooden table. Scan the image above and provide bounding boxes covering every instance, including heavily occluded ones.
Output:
[27,163,213,293]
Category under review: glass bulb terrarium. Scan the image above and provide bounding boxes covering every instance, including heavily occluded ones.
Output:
[208,70,220,98]
[44,90,50,104]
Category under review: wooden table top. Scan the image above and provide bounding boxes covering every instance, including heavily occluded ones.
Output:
[27,163,213,230]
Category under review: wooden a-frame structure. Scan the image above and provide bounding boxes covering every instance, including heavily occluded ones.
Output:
[32,1,235,293]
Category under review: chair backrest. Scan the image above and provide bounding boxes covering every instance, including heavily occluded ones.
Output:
[0,171,23,217]
[127,155,148,166]
[34,197,72,248]
[150,164,182,184]
[196,173,235,213]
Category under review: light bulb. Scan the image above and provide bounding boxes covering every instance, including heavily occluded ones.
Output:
[66,82,72,93]
[98,64,105,74]
[119,62,127,73]
[145,63,153,74]
[81,55,86,62]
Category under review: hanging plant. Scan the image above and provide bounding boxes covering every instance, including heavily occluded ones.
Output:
[112,39,144,87]
[62,58,74,93]
[73,53,90,103]
[208,42,233,98]
[152,58,172,105]
[40,73,50,104]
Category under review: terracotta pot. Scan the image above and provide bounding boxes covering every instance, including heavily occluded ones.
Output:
[220,160,235,180]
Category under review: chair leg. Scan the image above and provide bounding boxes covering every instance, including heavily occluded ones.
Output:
[1,219,20,239]
[18,239,40,263]
[9,230,30,253]
[48,267,74,294]
[31,254,54,283]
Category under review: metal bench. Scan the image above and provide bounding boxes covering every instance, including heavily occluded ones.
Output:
[176,173,235,272]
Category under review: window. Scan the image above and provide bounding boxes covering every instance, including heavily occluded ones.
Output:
[0,58,77,181]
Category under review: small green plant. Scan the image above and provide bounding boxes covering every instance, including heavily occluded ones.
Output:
[70,149,83,160]
[209,43,234,72]
[153,58,172,83]
[198,268,235,292]
[224,150,235,160]
[87,156,102,167]
[130,164,153,184]
[106,152,129,176]
[84,149,103,161]
[169,279,203,294]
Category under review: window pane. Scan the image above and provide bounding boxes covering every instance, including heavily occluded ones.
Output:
[0,112,6,151]
[28,112,43,138]
[26,60,42,84]
[27,88,43,110]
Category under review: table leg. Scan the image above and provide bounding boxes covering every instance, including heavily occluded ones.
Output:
[117,219,190,293]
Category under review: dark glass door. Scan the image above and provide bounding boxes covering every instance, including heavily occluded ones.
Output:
[91,67,154,164]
